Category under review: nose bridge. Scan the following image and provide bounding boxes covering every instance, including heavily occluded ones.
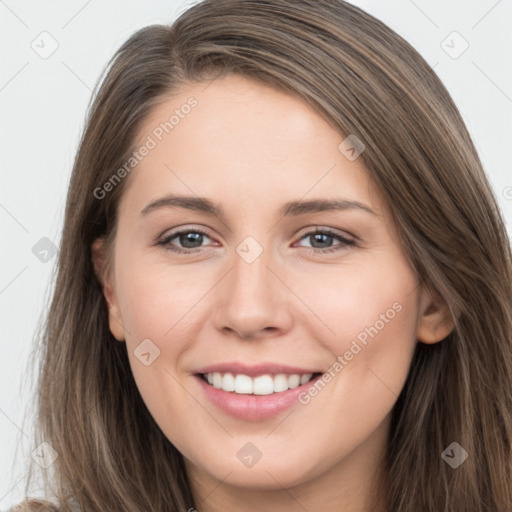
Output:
[212,234,292,338]
[230,237,277,304]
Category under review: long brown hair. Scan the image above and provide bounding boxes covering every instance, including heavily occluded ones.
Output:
[13,1,512,510]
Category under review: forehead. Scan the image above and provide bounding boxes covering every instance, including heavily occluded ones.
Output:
[119,74,384,220]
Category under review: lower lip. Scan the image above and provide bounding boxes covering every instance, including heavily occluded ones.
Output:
[194,374,322,421]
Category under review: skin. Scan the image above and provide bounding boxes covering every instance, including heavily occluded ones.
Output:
[92,74,455,512]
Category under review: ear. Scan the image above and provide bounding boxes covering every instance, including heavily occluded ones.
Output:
[91,237,125,342]
[416,286,455,344]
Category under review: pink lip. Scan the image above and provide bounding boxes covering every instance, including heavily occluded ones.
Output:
[194,373,322,421]
[194,361,321,377]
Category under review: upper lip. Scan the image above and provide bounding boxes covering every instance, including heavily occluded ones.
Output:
[195,362,322,377]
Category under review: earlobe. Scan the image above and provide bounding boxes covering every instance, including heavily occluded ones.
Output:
[91,238,125,342]
[416,287,456,344]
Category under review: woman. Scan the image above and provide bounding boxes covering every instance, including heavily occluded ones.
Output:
[10,0,512,510]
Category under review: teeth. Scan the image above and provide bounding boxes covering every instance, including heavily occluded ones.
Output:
[253,375,274,395]
[234,374,253,394]
[273,374,289,392]
[222,373,235,392]
[300,374,312,385]
[288,374,300,389]
[212,372,222,389]
[204,372,315,395]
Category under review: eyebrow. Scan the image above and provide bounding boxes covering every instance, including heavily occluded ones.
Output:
[140,194,377,219]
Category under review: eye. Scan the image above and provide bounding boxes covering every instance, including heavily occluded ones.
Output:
[156,226,355,254]
[294,228,355,253]
[157,228,214,254]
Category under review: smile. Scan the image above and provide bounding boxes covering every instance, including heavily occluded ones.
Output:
[200,372,321,395]
[194,371,324,421]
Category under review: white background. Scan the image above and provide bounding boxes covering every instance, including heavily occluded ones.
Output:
[1,0,511,507]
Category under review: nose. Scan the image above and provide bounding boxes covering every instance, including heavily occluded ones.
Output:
[211,244,294,341]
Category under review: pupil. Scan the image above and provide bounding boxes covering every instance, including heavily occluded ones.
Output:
[312,233,331,248]
[181,232,202,248]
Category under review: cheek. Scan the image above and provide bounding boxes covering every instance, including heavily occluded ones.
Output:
[315,256,419,406]
[112,250,194,373]
[330,265,418,404]
[281,262,419,468]
[116,251,213,345]
[115,259,206,446]
[298,253,418,343]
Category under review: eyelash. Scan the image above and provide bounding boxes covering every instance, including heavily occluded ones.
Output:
[156,227,356,255]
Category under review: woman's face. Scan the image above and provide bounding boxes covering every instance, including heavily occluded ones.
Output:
[94,74,451,495]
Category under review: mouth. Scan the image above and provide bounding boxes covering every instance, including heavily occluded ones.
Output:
[197,371,323,395]
[192,362,325,420]
[194,370,323,421]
